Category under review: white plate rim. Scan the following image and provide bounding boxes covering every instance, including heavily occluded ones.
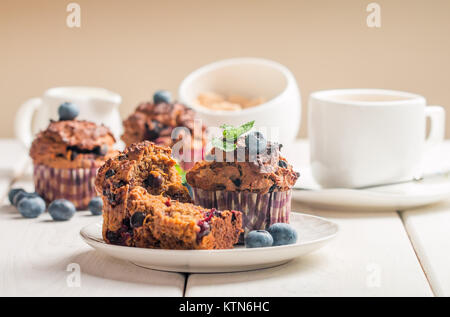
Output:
[80,212,338,273]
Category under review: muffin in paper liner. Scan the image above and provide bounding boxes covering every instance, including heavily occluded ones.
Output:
[33,164,98,210]
[191,187,291,242]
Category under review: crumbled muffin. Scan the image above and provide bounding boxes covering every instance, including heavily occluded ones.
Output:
[95,140,192,207]
[30,120,116,169]
[103,186,243,249]
[186,137,299,194]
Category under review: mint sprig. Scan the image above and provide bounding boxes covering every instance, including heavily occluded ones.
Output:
[221,121,254,141]
[211,121,255,152]
[174,163,187,184]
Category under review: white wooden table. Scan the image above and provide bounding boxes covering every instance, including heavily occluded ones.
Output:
[0,139,448,297]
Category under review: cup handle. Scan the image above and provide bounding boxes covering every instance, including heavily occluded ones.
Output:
[14,97,43,148]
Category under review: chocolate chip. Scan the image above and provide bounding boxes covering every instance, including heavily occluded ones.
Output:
[105,169,116,179]
[232,178,241,187]
[278,160,288,168]
[118,155,127,161]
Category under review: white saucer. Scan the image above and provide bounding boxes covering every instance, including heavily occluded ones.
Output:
[80,212,338,273]
[292,169,450,211]
[285,141,450,211]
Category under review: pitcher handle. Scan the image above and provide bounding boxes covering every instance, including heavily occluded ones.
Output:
[14,97,43,148]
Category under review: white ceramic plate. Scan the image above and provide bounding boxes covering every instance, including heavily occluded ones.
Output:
[80,212,338,273]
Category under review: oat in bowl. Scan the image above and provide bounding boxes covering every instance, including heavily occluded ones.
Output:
[195,92,266,111]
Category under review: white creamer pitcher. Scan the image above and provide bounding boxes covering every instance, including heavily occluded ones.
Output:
[15,86,123,148]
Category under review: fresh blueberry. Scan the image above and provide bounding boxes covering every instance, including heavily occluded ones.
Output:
[88,197,103,215]
[245,230,273,248]
[267,223,298,246]
[48,199,76,221]
[153,90,172,104]
[245,132,267,155]
[13,191,39,207]
[17,196,46,219]
[8,188,25,205]
[58,102,80,121]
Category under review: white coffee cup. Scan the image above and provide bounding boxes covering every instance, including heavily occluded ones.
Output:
[179,58,301,145]
[15,86,123,148]
[308,89,445,188]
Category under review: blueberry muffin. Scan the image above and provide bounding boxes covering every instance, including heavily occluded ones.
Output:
[96,141,243,249]
[186,131,299,239]
[30,119,116,209]
[104,186,243,249]
[121,90,207,170]
[95,140,192,207]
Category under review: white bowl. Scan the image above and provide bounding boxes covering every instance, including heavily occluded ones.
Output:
[179,58,301,145]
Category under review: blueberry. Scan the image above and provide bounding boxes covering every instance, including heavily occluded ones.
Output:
[245,230,273,248]
[153,90,172,104]
[130,212,146,228]
[13,191,39,207]
[48,199,76,221]
[278,160,288,168]
[105,169,116,179]
[8,188,25,205]
[58,102,80,121]
[267,223,298,246]
[144,173,163,188]
[197,221,211,239]
[17,196,46,219]
[245,132,267,155]
[88,197,103,215]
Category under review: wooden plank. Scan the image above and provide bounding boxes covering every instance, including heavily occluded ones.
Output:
[0,156,186,296]
[185,202,433,297]
[401,201,450,296]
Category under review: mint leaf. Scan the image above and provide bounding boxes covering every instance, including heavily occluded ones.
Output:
[221,121,255,141]
[212,137,237,152]
[174,163,187,184]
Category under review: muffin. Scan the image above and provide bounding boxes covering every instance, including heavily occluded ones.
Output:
[186,130,299,240]
[30,119,116,209]
[95,141,243,249]
[103,186,243,249]
[121,90,207,170]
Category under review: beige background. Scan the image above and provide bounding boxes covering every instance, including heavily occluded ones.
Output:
[1,0,449,138]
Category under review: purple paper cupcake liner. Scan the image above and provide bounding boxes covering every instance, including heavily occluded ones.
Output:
[33,164,98,210]
[191,188,292,242]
